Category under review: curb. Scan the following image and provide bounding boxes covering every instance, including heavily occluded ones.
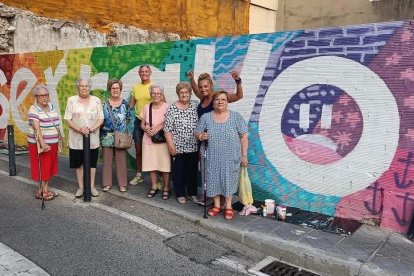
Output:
[114,188,393,276]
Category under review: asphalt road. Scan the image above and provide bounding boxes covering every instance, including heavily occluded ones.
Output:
[0,168,264,276]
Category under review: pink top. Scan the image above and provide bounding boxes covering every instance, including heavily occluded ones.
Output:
[140,102,168,145]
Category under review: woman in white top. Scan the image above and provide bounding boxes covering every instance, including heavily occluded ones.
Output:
[64,78,104,198]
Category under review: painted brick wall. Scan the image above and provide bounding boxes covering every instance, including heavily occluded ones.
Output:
[1,19,414,234]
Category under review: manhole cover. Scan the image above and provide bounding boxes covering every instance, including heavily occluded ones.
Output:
[260,259,320,276]
[164,232,229,264]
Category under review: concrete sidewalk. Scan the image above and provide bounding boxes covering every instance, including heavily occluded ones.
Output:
[0,242,49,276]
[2,153,414,276]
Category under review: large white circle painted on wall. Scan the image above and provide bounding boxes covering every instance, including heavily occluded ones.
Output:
[260,56,399,196]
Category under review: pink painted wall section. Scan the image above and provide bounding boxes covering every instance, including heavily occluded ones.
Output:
[1,20,414,234]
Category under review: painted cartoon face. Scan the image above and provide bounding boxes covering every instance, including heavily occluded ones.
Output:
[281,84,363,165]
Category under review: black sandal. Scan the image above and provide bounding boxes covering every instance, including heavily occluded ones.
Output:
[147,189,159,198]
[162,190,170,200]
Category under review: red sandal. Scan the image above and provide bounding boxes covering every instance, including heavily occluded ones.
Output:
[35,191,54,201]
[224,208,234,220]
[208,206,222,217]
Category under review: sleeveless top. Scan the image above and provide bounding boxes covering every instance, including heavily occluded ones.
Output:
[197,98,214,118]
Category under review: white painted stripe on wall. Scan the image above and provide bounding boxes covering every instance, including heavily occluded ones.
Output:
[299,103,310,129]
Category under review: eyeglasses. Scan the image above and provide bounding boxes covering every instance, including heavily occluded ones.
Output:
[151,93,162,96]
[178,91,190,95]
[111,87,121,90]
[36,94,49,98]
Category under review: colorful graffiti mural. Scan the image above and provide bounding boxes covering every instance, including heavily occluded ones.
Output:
[0,20,414,234]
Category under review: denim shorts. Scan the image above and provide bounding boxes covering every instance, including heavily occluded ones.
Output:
[133,117,144,144]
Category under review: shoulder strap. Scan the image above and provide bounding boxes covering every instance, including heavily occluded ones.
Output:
[42,103,62,139]
[106,100,116,129]
[149,103,153,127]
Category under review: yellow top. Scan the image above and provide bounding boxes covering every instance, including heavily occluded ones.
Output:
[131,82,152,120]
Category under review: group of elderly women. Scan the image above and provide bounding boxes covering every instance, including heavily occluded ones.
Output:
[27,64,248,220]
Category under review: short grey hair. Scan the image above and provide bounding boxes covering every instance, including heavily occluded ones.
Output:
[139,64,151,71]
[32,84,50,96]
[76,78,92,88]
[149,84,164,94]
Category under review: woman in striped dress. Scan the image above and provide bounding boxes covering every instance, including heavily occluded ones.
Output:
[27,84,61,201]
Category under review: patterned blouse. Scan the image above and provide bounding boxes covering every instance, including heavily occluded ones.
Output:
[164,100,199,154]
[27,102,60,145]
[100,99,131,147]
[63,95,104,150]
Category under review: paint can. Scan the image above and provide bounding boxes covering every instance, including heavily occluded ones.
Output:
[276,205,287,220]
[264,199,275,215]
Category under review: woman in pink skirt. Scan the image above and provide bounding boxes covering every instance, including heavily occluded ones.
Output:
[141,84,171,200]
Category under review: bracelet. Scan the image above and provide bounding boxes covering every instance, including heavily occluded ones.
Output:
[242,154,247,157]
[235,78,242,84]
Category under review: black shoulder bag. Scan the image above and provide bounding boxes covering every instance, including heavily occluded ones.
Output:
[149,103,166,144]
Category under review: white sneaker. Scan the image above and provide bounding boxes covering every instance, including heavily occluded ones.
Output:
[75,188,83,198]
[91,187,99,197]
[129,173,143,185]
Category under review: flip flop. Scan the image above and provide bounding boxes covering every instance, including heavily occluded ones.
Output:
[162,191,170,200]
[147,189,159,198]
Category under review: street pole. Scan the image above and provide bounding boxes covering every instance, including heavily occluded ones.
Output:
[7,125,16,176]
[83,134,91,202]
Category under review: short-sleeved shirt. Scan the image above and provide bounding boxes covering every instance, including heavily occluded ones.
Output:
[100,99,131,147]
[64,95,104,150]
[131,82,152,120]
[141,102,168,145]
[27,103,60,145]
[164,100,198,154]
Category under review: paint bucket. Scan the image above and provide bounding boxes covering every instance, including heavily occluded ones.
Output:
[276,205,287,220]
[264,199,275,215]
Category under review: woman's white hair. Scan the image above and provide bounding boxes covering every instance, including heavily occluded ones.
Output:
[149,84,164,94]
[32,84,50,96]
[76,78,92,88]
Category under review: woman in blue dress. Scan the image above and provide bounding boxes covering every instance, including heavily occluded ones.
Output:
[100,79,131,192]
[195,91,248,220]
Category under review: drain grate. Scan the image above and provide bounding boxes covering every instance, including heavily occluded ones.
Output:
[259,259,320,276]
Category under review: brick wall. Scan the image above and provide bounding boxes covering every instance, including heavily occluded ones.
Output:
[1,19,414,233]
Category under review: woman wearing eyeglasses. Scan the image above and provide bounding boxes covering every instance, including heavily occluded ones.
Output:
[140,84,170,200]
[100,79,131,192]
[27,84,61,201]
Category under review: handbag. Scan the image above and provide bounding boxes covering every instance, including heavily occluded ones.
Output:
[238,166,253,206]
[107,101,132,149]
[149,103,166,144]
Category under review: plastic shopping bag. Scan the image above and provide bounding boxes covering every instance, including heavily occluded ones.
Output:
[238,167,253,206]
